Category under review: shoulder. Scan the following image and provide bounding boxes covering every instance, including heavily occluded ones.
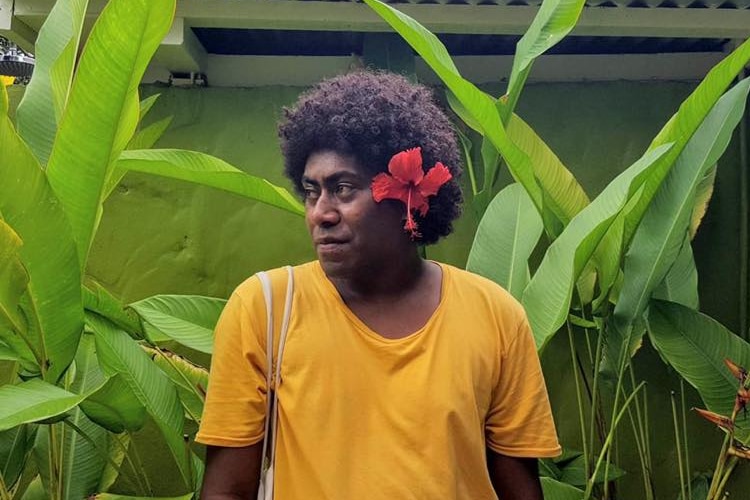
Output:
[231,261,319,303]
[441,263,525,319]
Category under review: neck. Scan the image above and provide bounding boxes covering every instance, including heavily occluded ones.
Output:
[330,248,426,301]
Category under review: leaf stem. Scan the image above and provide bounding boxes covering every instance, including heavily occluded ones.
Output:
[62,419,141,494]
[584,381,647,499]
[567,320,589,477]
[671,391,687,500]
[0,473,11,500]
[680,379,691,500]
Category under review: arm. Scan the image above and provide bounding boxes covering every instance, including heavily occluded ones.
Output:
[200,443,264,499]
[487,449,543,500]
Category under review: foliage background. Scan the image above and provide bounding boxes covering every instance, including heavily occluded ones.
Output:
[5,76,749,497]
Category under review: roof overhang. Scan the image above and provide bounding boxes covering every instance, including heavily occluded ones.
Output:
[3,0,750,86]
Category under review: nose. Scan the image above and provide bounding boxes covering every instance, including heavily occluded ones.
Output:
[306,191,341,228]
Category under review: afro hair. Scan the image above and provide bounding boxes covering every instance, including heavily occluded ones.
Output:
[278,70,463,245]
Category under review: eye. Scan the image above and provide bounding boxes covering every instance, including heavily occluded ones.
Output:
[335,184,354,197]
[303,187,319,201]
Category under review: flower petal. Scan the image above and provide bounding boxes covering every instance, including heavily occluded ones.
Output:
[388,147,423,185]
[372,173,409,204]
[418,162,452,197]
[694,408,733,431]
[725,358,748,383]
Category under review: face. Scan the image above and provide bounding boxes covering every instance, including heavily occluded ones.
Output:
[302,150,407,279]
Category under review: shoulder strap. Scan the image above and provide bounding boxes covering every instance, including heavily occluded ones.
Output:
[257,266,294,479]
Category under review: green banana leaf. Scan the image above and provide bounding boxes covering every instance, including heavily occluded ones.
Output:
[104,95,173,199]
[34,334,108,500]
[86,313,193,489]
[117,149,304,216]
[619,38,750,252]
[81,375,147,433]
[362,0,544,217]
[0,85,83,382]
[0,380,85,432]
[689,165,716,239]
[144,347,208,423]
[467,183,543,299]
[0,424,35,491]
[647,300,750,443]
[504,0,586,119]
[83,281,143,336]
[540,477,584,500]
[46,0,176,269]
[130,295,225,354]
[97,433,130,493]
[506,113,590,228]
[651,235,699,310]
[15,0,89,166]
[521,144,672,349]
[0,219,28,334]
[609,77,750,367]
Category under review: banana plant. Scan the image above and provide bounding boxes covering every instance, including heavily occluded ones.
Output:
[363,0,750,497]
[0,0,303,498]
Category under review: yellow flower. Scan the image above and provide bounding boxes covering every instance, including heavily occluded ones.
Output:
[1,75,15,87]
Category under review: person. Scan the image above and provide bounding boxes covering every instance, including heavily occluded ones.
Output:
[196,70,560,499]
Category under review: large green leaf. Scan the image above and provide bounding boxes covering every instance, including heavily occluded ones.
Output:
[609,78,750,366]
[651,236,699,310]
[540,477,584,500]
[0,219,28,333]
[83,281,143,336]
[521,144,672,349]
[619,38,750,252]
[15,0,89,166]
[86,313,193,488]
[130,294,225,354]
[689,165,716,239]
[0,380,85,432]
[467,184,543,299]
[117,149,304,216]
[647,300,750,442]
[506,112,590,233]
[0,85,83,382]
[505,0,585,119]
[144,346,208,423]
[362,0,544,215]
[46,0,176,269]
[81,374,147,433]
[34,334,109,500]
[104,95,173,200]
[0,425,35,491]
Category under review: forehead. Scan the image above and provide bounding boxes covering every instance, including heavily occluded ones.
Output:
[302,150,366,182]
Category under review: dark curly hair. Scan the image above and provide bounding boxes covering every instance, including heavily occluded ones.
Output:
[278,70,463,245]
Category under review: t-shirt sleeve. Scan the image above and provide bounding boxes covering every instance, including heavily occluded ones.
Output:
[485,314,561,458]
[196,279,268,447]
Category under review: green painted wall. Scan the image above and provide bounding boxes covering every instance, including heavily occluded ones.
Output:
[5,78,748,496]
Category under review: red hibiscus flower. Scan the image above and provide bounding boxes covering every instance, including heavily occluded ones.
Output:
[371,147,452,238]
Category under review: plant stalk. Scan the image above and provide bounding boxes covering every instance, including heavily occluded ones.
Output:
[584,381,646,499]
[680,379,691,499]
[671,391,687,500]
[567,320,590,477]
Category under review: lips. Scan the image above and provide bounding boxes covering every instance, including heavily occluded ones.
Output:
[314,238,349,259]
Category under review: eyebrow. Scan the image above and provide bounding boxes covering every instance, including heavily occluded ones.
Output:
[301,171,362,186]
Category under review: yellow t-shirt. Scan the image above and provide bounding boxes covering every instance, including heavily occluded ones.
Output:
[197,261,560,499]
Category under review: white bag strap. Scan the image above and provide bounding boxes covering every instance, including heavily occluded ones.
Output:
[257,266,294,487]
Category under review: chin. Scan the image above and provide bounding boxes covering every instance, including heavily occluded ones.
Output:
[318,257,356,280]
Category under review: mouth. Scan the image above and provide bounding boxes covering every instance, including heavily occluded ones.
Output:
[314,239,350,258]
